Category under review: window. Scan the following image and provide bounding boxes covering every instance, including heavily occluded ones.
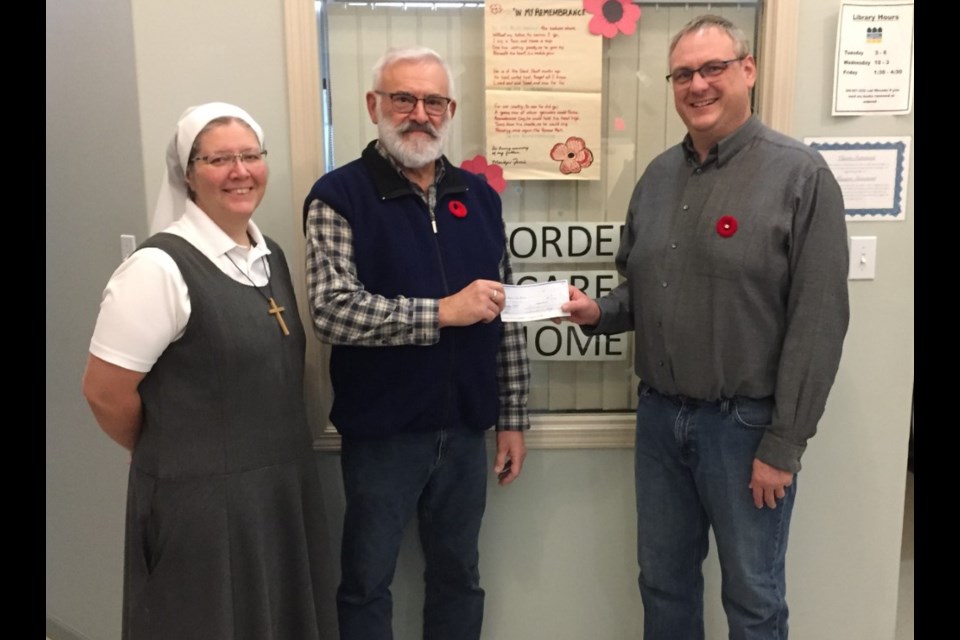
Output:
[292,1,788,446]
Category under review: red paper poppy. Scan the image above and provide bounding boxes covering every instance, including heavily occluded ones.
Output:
[584,0,642,39]
[460,155,507,194]
[716,215,738,238]
[449,200,467,218]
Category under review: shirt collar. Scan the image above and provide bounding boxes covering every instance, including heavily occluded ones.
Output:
[681,114,761,168]
[170,200,270,261]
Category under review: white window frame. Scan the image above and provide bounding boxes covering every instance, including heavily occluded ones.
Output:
[281,0,799,451]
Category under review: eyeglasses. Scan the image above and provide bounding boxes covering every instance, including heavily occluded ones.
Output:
[192,149,268,168]
[666,57,746,85]
[375,91,452,116]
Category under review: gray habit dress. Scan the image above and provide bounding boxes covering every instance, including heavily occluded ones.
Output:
[122,233,324,640]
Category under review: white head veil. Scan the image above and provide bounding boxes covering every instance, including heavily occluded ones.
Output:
[149,102,265,234]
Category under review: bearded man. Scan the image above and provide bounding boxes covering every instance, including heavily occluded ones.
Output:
[303,46,530,640]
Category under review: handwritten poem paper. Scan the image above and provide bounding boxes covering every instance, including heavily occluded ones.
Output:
[501,280,571,323]
[485,0,600,92]
[485,0,602,180]
[486,90,601,180]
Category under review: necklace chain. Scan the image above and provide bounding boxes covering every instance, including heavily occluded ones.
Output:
[223,251,290,336]
[224,251,271,295]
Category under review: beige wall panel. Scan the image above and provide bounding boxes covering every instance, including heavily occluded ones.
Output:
[328,11,374,163]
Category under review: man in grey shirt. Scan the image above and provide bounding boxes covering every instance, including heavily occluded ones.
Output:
[562,14,849,640]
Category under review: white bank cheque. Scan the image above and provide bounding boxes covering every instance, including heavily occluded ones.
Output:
[500,280,571,323]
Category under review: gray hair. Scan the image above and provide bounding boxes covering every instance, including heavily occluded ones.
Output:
[668,14,751,59]
[371,46,456,97]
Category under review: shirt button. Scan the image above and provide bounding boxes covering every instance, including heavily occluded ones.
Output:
[695,168,702,174]
[681,204,689,211]
[661,281,668,288]
[671,242,678,249]
[658,360,664,367]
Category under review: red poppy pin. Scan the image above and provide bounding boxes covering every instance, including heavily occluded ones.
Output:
[716,215,738,238]
[449,200,467,218]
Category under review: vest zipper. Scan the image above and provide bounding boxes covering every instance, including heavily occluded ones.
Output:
[428,199,455,427]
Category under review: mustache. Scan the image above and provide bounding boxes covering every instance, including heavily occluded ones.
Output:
[398,121,439,138]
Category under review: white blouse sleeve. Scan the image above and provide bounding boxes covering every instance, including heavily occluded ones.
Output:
[88,248,191,373]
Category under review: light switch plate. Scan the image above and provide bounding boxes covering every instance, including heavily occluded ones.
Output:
[120,234,137,261]
[848,236,877,280]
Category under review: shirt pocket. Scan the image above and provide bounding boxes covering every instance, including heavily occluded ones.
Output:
[686,182,791,284]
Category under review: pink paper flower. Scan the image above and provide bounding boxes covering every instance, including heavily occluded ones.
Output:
[460,155,507,194]
[584,0,642,38]
[550,137,594,175]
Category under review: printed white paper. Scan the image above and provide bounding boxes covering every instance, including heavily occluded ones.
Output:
[501,280,571,322]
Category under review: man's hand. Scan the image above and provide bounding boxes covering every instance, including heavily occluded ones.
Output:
[438,279,505,328]
[555,284,601,326]
[494,431,526,486]
[749,458,794,509]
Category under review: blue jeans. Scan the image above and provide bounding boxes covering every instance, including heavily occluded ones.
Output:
[634,383,796,640]
[337,428,488,640]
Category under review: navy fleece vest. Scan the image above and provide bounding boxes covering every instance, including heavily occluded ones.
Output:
[304,141,506,438]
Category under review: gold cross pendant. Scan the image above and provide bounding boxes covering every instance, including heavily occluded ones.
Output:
[267,297,290,336]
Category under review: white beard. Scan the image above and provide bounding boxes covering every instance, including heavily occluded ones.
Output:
[378,116,450,169]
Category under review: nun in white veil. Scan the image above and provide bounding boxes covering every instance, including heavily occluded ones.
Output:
[82,102,326,639]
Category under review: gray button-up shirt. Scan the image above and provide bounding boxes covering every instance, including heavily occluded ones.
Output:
[591,116,849,472]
